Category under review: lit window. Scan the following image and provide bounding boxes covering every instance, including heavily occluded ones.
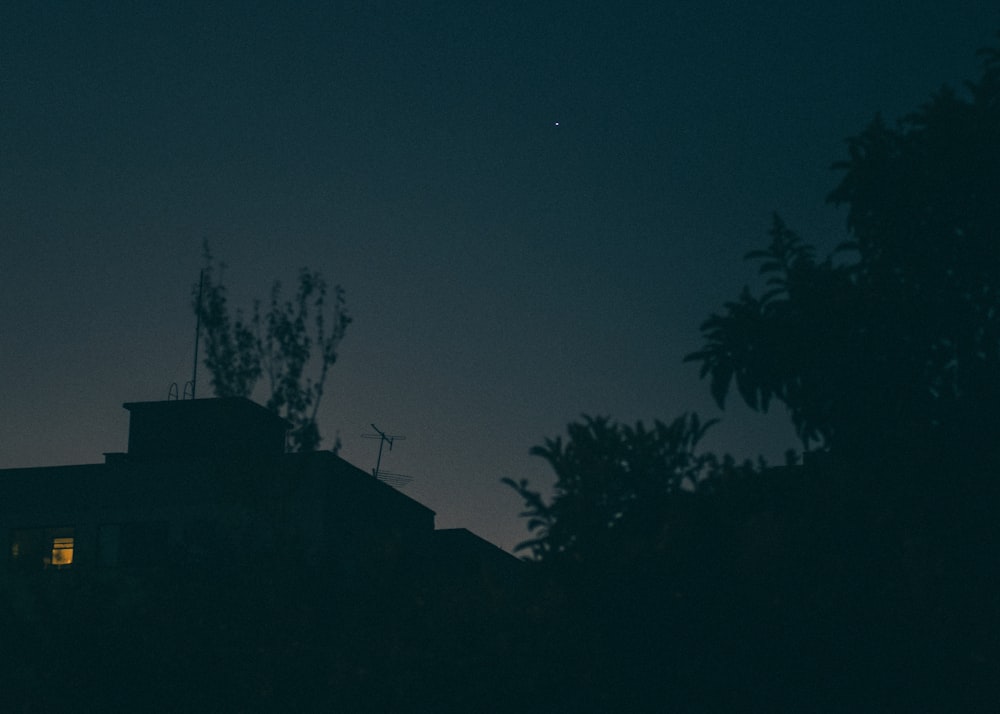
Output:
[10,527,75,570]
[51,537,74,567]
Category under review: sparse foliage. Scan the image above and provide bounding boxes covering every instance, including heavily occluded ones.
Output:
[194,244,351,452]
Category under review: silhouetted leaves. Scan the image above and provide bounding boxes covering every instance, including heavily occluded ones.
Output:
[194,244,351,452]
[504,413,757,564]
[503,36,1000,711]
[195,248,262,400]
[687,42,1000,461]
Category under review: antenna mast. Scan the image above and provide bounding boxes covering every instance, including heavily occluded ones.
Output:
[187,269,204,400]
[363,424,406,480]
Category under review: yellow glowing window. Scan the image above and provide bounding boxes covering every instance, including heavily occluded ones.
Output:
[10,527,74,570]
[51,537,74,567]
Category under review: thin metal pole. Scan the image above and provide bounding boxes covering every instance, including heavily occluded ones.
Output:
[191,269,204,399]
[371,423,393,478]
[364,425,405,478]
[375,436,385,478]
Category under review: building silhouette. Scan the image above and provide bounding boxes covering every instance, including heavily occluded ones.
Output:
[0,397,518,585]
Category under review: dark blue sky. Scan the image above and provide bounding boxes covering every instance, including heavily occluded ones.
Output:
[2,2,998,551]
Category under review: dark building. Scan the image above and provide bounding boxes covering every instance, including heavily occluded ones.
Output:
[0,398,517,582]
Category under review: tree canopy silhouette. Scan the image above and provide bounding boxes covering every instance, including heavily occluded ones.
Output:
[503,414,758,563]
[194,244,351,452]
[687,40,1000,466]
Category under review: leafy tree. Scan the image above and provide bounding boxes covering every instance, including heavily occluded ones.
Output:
[194,244,352,452]
[687,40,1000,465]
[503,414,756,562]
[500,39,1000,710]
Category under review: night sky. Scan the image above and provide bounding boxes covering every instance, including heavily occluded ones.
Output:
[3,2,998,552]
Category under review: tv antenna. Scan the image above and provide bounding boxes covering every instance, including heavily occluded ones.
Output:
[373,470,413,488]
[189,268,204,399]
[362,424,410,485]
[166,269,204,401]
